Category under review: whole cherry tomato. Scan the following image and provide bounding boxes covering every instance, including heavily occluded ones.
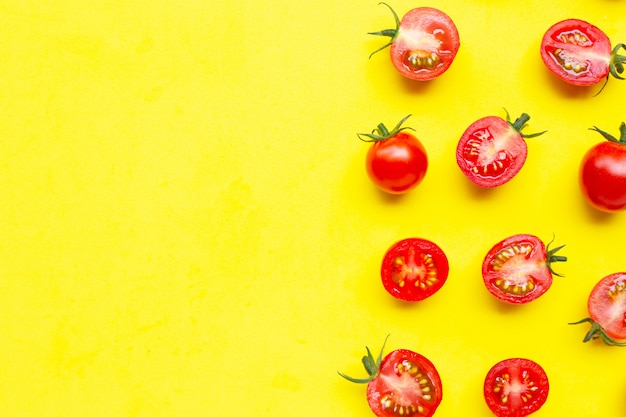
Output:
[540,18,626,91]
[339,336,443,417]
[358,115,428,194]
[368,3,460,81]
[579,123,626,212]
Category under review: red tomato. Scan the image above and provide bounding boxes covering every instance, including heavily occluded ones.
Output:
[359,115,428,194]
[482,234,566,304]
[456,111,546,188]
[540,18,626,88]
[339,337,443,417]
[381,238,449,302]
[579,123,626,212]
[369,3,460,81]
[570,273,626,347]
[483,358,549,417]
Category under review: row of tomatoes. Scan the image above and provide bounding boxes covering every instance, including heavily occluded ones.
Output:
[340,4,626,417]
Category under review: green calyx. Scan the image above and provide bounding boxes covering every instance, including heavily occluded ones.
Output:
[569,318,626,347]
[357,114,415,142]
[504,108,547,139]
[594,43,626,95]
[337,335,389,384]
[545,235,567,277]
[589,122,626,145]
[367,2,400,59]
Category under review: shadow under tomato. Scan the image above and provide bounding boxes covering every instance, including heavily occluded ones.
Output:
[540,68,602,99]
[398,74,438,95]
[579,196,622,225]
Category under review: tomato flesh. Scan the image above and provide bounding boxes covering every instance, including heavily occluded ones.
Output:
[588,273,626,340]
[540,19,612,86]
[484,358,549,417]
[368,349,443,417]
[579,141,626,212]
[456,116,528,188]
[482,235,553,304]
[366,132,428,194]
[390,7,460,81]
[381,238,449,302]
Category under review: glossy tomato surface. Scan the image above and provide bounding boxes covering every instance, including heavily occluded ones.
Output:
[588,273,626,340]
[456,116,528,188]
[367,349,443,417]
[579,141,626,212]
[482,234,565,304]
[484,358,549,417]
[388,7,460,80]
[540,19,612,86]
[366,131,428,194]
[381,238,448,302]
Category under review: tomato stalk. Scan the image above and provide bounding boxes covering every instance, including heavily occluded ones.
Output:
[546,236,567,277]
[595,43,626,95]
[357,114,415,142]
[367,2,400,59]
[338,335,389,383]
[504,109,547,139]
[589,122,626,145]
[569,318,626,347]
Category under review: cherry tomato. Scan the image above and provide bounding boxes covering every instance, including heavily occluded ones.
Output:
[456,110,546,188]
[368,3,460,81]
[483,358,549,417]
[540,18,626,89]
[339,336,443,417]
[570,272,626,347]
[579,123,626,212]
[482,234,566,304]
[381,238,449,302]
[358,115,428,194]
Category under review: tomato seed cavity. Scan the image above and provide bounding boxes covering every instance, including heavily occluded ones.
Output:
[552,48,589,74]
[405,51,440,70]
[392,252,438,289]
[378,360,435,415]
[490,244,537,295]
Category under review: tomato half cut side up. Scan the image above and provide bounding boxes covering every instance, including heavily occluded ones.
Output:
[484,358,549,417]
[368,3,460,81]
[482,234,567,304]
[381,238,449,302]
[540,18,626,91]
[456,110,546,188]
[339,336,443,417]
[570,272,626,347]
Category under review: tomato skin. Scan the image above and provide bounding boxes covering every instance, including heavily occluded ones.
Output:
[455,112,544,188]
[483,358,549,417]
[367,349,443,417]
[482,234,566,304]
[579,141,626,212]
[390,8,460,81]
[381,238,449,302]
[540,19,612,86]
[366,131,428,194]
[588,273,626,340]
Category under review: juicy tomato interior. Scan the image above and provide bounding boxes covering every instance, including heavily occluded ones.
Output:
[482,234,552,304]
[381,238,449,302]
[366,132,428,194]
[390,7,460,81]
[588,273,626,340]
[483,358,549,417]
[367,349,443,417]
[540,19,612,86]
[456,116,528,188]
[579,141,626,212]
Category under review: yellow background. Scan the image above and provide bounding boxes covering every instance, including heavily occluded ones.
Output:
[0,0,625,415]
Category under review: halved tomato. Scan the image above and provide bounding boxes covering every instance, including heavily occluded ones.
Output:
[339,337,443,417]
[381,238,449,302]
[484,358,549,417]
[482,234,566,304]
[570,272,626,346]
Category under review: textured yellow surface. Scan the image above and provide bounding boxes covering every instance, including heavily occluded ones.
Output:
[1,0,625,416]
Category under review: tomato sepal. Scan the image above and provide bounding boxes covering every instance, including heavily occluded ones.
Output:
[569,317,626,347]
[504,109,547,139]
[609,43,626,80]
[367,2,401,59]
[338,335,390,383]
[545,236,567,277]
[589,122,626,145]
[357,114,415,142]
